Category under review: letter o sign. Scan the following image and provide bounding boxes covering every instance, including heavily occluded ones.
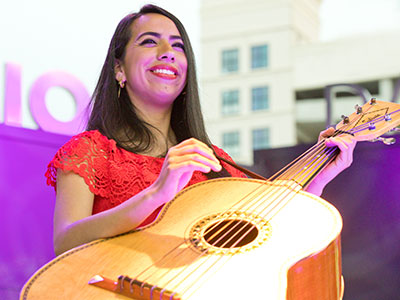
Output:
[29,72,90,135]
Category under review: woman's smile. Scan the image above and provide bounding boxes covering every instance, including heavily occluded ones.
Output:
[149,64,179,80]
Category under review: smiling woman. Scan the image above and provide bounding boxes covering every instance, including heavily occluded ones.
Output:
[45,4,245,257]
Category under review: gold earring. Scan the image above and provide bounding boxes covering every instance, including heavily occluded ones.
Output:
[118,80,125,98]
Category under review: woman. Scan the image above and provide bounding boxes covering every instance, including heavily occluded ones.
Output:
[46,4,356,256]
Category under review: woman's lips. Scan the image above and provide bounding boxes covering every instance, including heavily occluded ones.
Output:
[149,64,178,80]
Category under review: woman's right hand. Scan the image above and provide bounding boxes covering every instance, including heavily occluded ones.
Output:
[152,138,222,204]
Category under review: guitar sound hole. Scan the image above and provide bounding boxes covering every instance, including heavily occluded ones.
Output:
[203,219,258,248]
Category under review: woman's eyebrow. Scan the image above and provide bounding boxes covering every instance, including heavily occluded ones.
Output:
[136,31,183,41]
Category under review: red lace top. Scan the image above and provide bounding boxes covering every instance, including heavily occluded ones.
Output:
[45,130,246,227]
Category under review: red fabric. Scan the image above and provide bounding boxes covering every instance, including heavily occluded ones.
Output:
[45,130,246,226]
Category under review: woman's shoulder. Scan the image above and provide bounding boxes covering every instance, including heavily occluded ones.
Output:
[56,130,118,158]
[45,130,117,190]
[65,129,114,147]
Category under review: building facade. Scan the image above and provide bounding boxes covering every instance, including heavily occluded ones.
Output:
[200,0,400,165]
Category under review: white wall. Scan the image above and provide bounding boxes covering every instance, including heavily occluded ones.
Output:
[294,31,400,89]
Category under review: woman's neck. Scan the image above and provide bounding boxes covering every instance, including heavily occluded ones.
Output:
[134,105,177,157]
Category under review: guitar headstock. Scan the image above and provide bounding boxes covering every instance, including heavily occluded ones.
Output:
[335,99,400,142]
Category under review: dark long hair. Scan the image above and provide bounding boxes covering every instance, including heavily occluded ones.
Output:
[86,4,230,177]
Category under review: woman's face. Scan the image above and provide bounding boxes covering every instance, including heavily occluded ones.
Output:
[117,13,188,112]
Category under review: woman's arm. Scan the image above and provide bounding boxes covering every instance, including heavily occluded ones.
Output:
[53,138,222,255]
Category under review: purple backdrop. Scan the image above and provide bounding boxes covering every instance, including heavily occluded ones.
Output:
[0,125,70,299]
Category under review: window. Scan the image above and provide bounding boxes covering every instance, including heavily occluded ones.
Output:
[251,45,268,69]
[222,49,239,73]
[251,86,269,111]
[221,90,239,115]
[252,128,270,150]
[222,131,240,156]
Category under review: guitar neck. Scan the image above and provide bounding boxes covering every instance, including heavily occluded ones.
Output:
[220,99,400,190]
[269,142,340,189]
[218,142,339,189]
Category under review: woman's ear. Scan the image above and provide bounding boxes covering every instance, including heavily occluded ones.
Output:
[114,60,126,82]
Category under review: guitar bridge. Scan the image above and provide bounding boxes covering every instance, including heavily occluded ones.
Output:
[89,274,181,300]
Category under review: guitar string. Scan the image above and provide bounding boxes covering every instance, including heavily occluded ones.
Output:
[264,140,326,182]
[128,104,394,296]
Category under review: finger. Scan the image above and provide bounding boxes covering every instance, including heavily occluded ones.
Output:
[325,137,348,150]
[173,138,210,151]
[325,136,355,166]
[319,127,335,140]
[169,141,220,164]
[167,159,214,174]
[326,135,356,151]
[171,144,219,163]
[168,152,222,172]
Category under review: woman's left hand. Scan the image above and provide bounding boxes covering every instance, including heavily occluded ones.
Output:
[305,127,357,196]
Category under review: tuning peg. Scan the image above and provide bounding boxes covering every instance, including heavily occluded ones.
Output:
[355,104,363,114]
[341,115,350,124]
[384,114,392,121]
[368,123,376,130]
[390,127,400,132]
[370,97,377,105]
[369,137,396,145]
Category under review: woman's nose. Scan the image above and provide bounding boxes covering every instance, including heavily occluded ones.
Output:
[157,42,175,63]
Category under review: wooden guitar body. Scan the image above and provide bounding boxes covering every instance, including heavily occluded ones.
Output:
[21,178,343,300]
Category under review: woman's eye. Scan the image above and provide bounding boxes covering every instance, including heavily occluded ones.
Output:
[173,42,185,51]
[139,38,156,46]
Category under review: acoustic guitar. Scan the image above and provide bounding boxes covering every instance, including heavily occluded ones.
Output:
[20,99,400,300]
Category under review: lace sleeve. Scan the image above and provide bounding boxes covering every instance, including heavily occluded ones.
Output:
[45,131,111,197]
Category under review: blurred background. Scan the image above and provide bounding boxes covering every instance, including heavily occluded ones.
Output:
[1,0,399,299]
